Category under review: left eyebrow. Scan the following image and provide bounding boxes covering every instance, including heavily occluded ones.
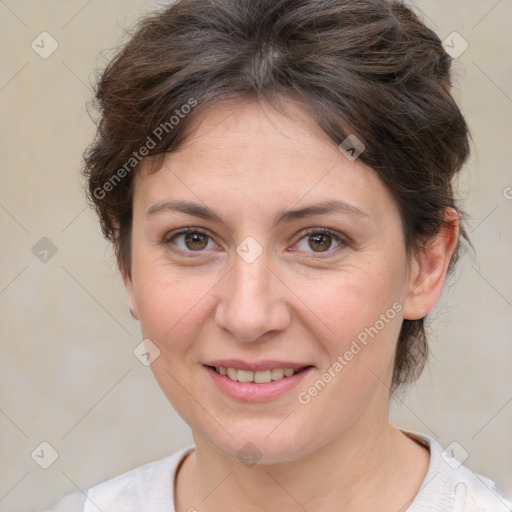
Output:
[272,200,370,227]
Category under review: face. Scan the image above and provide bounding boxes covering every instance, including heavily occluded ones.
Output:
[124,99,427,463]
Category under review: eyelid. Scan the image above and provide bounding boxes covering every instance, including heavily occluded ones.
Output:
[164,226,209,243]
[164,227,221,256]
[292,227,349,256]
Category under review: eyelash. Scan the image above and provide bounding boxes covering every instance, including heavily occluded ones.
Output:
[164,227,348,259]
[295,227,348,256]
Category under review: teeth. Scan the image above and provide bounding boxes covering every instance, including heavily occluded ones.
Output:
[215,366,303,383]
[254,370,271,383]
[271,368,284,380]
[237,369,254,383]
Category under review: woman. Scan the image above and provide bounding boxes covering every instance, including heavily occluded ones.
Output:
[46,0,511,510]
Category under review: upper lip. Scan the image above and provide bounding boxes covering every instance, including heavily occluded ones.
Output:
[203,359,312,372]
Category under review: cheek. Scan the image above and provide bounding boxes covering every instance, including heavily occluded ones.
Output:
[131,261,217,353]
[294,260,403,337]
[295,259,404,384]
[133,271,214,410]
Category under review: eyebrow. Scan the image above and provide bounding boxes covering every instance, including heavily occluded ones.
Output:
[145,199,370,226]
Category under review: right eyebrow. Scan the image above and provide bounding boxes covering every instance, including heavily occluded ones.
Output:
[145,200,224,223]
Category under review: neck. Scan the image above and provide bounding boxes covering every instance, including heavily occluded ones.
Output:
[176,408,429,512]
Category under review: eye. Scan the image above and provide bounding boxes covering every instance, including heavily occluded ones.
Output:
[293,228,346,255]
[164,227,347,257]
[165,228,218,254]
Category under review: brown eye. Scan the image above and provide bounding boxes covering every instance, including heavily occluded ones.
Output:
[167,228,215,253]
[308,233,333,252]
[184,231,209,251]
[294,228,345,256]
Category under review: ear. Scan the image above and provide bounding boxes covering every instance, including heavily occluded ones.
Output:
[122,270,140,321]
[402,207,459,320]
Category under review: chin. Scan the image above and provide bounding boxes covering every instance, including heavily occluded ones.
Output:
[194,418,320,465]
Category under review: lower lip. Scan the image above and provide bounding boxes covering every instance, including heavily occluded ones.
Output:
[204,365,314,402]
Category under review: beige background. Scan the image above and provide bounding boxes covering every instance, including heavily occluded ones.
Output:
[0,1,511,510]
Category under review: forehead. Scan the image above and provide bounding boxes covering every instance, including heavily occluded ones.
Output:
[133,99,398,225]
[160,98,345,176]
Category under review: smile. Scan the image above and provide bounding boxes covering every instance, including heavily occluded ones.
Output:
[204,360,314,401]
[211,366,308,383]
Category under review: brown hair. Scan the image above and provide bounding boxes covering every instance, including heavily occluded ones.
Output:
[83,0,471,392]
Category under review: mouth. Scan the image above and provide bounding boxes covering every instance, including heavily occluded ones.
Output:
[203,361,314,402]
[206,365,311,384]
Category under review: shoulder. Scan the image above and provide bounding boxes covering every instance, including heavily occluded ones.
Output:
[44,445,194,512]
[83,445,194,512]
[404,432,511,512]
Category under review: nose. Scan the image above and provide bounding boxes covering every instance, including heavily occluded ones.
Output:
[214,250,291,343]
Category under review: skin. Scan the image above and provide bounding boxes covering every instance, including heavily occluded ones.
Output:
[123,98,459,512]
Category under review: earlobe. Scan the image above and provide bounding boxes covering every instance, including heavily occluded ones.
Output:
[402,208,459,320]
[122,271,140,321]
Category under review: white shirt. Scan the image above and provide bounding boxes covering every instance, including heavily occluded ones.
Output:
[43,432,511,512]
